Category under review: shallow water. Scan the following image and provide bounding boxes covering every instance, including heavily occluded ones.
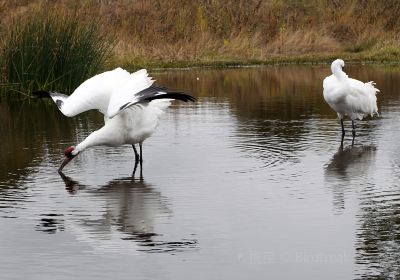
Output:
[1,65,400,279]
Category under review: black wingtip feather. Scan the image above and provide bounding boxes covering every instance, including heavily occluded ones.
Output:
[136,85,196,103]
[144,93,197,103]
[119,102,131,111]
[32,90,51,98]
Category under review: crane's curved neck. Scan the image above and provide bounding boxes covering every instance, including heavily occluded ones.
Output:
[74,129,105,154]
[331,63,347,80]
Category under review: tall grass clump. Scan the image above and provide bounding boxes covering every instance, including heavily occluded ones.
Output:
[1,7,113,96]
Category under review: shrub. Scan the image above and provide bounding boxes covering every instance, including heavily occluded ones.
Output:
[1,7,113,96]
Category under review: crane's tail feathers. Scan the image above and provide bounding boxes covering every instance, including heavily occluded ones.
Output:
[366,81,380,94]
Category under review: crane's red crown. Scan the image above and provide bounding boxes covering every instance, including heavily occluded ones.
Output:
[64,146,75,156]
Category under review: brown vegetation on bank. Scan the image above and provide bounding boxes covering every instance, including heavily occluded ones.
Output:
[1,0,400,68]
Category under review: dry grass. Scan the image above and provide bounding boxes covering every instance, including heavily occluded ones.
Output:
[1,0,400,69]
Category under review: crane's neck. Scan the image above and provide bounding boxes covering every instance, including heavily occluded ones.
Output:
[331,62,348,80]
[74,129,107,154]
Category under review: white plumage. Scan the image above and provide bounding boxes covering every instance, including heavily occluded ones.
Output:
[323,59,379,137]
[34,68,195,172]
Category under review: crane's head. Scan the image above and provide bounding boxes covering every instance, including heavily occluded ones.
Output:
[58,146,79,172]
[331,59,345,73]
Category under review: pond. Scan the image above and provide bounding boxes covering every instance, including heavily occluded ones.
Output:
[1,64,400,279]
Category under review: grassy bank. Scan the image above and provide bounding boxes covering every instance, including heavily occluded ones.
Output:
[1,0,400,74]
[121,51,400,70]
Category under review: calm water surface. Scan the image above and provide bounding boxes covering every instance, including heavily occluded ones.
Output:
[1,65,400,279]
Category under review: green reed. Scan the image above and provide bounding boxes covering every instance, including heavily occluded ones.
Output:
[0,9,113,97]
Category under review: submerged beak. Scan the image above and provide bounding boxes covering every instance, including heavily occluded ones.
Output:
[58,156,71,172]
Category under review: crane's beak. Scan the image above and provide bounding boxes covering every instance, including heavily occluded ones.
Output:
[58,156,71,172]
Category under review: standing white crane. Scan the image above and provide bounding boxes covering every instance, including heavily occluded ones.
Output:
[323,59,379,140]
[33,68,196,173]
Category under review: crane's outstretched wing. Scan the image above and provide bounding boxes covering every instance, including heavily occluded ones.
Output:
[33,68,132,117]
[33,68,195,119]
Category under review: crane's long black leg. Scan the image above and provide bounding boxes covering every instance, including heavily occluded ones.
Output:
[340,118,345,136]
[139,143,143,164]
[340,133,344,148]
[352,120,356,137]
[139,143,143,180]
[132,145,140,178]
[132,145,140,162]
[132,160,139,178]
[131,144,143,179]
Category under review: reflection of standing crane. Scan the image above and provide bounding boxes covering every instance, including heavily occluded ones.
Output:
[323,59,379,143]
[325,144,377,212]
[33,68,195,174]
[52,173,197,253]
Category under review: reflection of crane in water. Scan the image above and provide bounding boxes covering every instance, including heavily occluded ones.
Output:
[325,144,377,211]
[94,176,172,249]
[36,173,197,253]
[325,144,400,278]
